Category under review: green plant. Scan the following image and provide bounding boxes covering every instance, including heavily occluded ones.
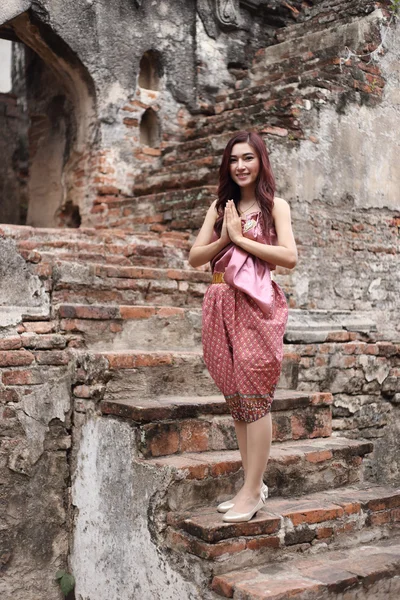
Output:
[55,570,75,597]
[389,0,400,16]
[370,77,379,91]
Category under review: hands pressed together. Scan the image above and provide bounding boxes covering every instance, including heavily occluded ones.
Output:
[221,199,243,246]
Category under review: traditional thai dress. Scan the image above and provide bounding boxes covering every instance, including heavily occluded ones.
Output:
[202,210,288,422]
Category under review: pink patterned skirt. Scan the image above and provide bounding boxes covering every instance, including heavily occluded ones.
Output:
[202,277,288,422]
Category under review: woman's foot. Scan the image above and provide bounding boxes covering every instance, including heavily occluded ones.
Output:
[222,494,265,523]
[225,489,262,515]
[217,483,268,513]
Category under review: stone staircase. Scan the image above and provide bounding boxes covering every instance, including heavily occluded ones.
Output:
[3,223,193,268]
[2,218,400,598]
[96,354,400,598]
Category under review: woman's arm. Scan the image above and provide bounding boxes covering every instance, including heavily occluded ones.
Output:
[226,198,298,269]
[188,200,231,268]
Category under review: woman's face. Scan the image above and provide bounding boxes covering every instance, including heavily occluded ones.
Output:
[229,142,260,188]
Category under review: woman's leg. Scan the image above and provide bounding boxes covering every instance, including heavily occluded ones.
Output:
[228,420,247,501]
[234,420,248,473]
[228,411,273,513]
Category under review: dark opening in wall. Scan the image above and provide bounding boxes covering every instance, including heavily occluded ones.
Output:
[0,11,96,228]
[138,50,162,91]
[57,200,81,228]
[140,108,160,147]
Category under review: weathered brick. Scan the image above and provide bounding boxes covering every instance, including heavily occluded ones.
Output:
[180,420,210,453]
[310,393,332,406]
[315,356,328,367]
[286,506,344,526]
[60,319,83,332]
[377,342,397,357]
[34,351,70,365]
[20,334,66,350]
[325,331,351,342]
[119,306,156,319]
[22,321,56,334]
[104,352,173,369]
[156,307,185,318]
[0,389,20,403]
[0,337,22,350]
[2,369,44,385]
[123,117,139,127]
[366,495,400,511]
[305,450,333,463]
[142,422,180,458]
[342,342,367,355]
[342,501,361,515]
[246,536,280,550]
[0,351,35,367]
[316,526,334,539]
[301,345,317,356]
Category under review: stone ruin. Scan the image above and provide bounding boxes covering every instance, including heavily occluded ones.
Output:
[0,1,399,599]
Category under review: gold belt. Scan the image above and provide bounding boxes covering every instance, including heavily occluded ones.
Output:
[212,272,225,284]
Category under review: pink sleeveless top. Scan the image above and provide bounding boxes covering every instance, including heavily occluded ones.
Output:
[210,211,278,317]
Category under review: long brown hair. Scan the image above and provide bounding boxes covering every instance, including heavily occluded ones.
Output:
[214,131,275,237]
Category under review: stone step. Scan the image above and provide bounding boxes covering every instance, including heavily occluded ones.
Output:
[89,349,299,401]
[105,186,215,232]
[57,303,377,351]
[144,437,373,512]
[162,137,218,167]
[57,303,203,351]
[1,223,187,245]
[133,155,219,196]
[211,534,400,599]
[33,249,187,270]
[1,223,190,244]
[168,483,400,574]
[100,390,332,457]
[212,84,281,118]
[50,262,210,307]
[8,228,191,268]
[184,98,301,143]
[135,153,220,181]
[285,309,377,343]
[211,56,343,119]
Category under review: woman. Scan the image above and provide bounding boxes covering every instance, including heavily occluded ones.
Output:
[189,131,297,523]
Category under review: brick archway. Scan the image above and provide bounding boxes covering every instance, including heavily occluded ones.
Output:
[0,10,97,227]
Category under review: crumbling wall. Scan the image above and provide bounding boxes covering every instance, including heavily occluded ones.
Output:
[0,236,71,599]
[70,416,202,600]
[268,8,400,342]
[0,91,28,224]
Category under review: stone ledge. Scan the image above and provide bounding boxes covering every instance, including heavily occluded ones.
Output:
[211,535,400,598]
[171,483,400,545]
[144,436,373,486]
[99,390,331,423]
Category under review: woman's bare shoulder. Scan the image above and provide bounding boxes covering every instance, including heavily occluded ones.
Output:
[273,196,290,207]
[272,196,291,214]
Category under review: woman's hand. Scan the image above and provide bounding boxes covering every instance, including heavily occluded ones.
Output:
[188,199,232,268]
[220,203,231,247]
[226,200,243,244]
